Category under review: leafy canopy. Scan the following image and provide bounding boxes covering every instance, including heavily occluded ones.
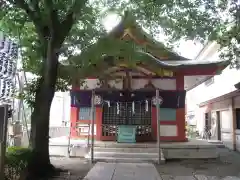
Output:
[0,0,236,106]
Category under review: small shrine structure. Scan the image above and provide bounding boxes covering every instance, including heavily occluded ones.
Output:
[70,12,229,142]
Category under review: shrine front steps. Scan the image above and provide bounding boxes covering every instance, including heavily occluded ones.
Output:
[84,148,166,164]
[84,140,220,162]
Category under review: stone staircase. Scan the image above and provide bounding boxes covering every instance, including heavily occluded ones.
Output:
[84,140,220,162]
[84,144,165,163]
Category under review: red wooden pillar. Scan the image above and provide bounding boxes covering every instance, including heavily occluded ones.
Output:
[176,73,187,141]
[95,107,103,141]
[70,107,78,137]
[70,80,80,138]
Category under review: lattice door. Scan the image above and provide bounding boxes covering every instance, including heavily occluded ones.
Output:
[102,101,153,141]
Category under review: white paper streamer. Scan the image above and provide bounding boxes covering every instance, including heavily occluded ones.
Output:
[107,101,110,107]
[177,96,180,107]
[132,101,135,114]
[145,100,148,112]
[117,102,120,114]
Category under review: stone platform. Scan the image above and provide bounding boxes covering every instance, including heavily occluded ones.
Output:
[85,139,219,162]
[49,137,220,161]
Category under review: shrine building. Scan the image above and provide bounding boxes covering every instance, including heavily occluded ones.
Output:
[69,12,229,143]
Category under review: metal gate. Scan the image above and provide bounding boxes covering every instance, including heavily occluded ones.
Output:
[101,102,153,142]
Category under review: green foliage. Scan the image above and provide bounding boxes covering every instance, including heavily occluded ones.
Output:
[0,0,236,102]
[213,1,240,68]
[5,147,32,180]
[17,77,70,108]
[186,125,199,139]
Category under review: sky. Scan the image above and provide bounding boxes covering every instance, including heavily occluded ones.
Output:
[102,13,204,60]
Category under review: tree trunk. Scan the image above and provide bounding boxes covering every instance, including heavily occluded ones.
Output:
[27,38,60,178]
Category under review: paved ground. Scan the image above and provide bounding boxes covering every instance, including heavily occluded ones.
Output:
[156,148,240,179]
[50,158,93,179]
[84,162,161,180]
[50,148,240,180]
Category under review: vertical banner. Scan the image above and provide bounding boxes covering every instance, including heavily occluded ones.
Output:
[0,32,18,103]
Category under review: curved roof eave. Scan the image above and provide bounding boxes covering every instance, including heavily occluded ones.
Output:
[136,51,230,69]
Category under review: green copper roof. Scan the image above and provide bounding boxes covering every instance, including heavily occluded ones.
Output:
[108,11,189,61]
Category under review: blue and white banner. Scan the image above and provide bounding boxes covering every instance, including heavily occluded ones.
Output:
[0,79,14,100]
[0,32,18,59]
[0,31,18,103]
[0,53,17,80]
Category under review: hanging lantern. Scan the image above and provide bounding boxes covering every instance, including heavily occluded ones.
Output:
[94,95,102,105]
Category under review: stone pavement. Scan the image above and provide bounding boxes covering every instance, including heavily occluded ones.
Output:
[50,148,240,179]
[83,162,161,180]
[83,161,240,180]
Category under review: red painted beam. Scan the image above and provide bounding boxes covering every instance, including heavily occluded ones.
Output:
[178,66,224,76]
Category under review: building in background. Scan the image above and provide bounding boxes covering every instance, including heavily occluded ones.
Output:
[186,41,240,150]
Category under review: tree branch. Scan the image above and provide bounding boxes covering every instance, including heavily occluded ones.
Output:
[29,0,40,13]
[43,0,60,36]
[57,0,88,45]
[12,0,48,42]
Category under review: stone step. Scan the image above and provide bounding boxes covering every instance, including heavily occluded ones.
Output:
[85,152,165,163]
[85,156,163,163]
[88,151,158,158]
[93,143,157,148]
[207,140,225,148]
[85,149,165,163]
[92,147,158,153]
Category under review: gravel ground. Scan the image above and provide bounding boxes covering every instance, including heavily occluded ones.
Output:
[49,148,240,180]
